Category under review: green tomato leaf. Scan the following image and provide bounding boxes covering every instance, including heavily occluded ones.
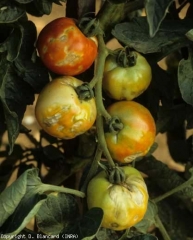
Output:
[26,0,53,16]
[36,192,79,235]
[77,0,95,18]
[112,17,192,56]
[131,234,158,240]
[16,20,37,60]
[14,57,50,93]
[0,59,34,153]
[156,104,188,133]
[61,208,103,240]
[0,168,42,227]
[0,4,25,23]
[178,56,193,106]
[136,156,193,199]
[145,0,173,37]
[6,24,24,62]
[134,201,157,234]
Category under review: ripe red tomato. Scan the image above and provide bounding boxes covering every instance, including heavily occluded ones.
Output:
[35,76,97,139]
[37,17,98,76]
[87,166,149,230]
[102,51,152,100]
[105,101,156,163]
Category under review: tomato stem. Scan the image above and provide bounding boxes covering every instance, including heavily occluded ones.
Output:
[89,34,109,89]
[90,33,112,121]
[80,146,103,193]
[152,175,193,203]
[39,184,85,198]
[155,214,172,240]
[96,114,115,169]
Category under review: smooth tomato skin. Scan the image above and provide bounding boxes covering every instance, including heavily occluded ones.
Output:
[105,101,156,163]
[37,17,98,76]
[103,51,152,100]
[87,166,149,231]
[35,76,97,139]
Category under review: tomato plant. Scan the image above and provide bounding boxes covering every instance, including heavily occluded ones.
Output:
[35,76,97,139]
[87,166,149,231]
[1,1,193,240]
[102,50,152,100]
[105,101,156,163]
[37,17,98,76]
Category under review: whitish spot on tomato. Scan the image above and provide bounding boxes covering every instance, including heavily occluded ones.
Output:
[59,35,67,41]
[124,152,143,163]
[43,112,62,127]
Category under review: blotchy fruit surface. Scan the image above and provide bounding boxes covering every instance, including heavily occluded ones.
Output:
[103,51,152,100]
[105,101,156,163]
[37,17,98,76]
[87,166,149,230]
[35,76,97,139]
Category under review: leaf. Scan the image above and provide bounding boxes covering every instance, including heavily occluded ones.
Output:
[131,234,158,240]
[0,4,25,23]
[178,56,193,106]
[36,192,79,235]
[136,156,193,199]
[145,0,174,37]
[16,21,37,60]
[134,201,157,234]
[0,168,42,227]
[3,194,46,236]
[112,17,193,56]
[6,25,23,62]
[62,208,103,240]
[0,60,34,153]
[25,0,53,16]
[77,0,96,18]
[14,57,50,93]
[136,62,173,121]
[156,104,187,133]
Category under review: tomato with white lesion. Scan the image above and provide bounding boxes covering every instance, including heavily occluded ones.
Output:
[37,17,98,76]
[35,76,97,139]
[87,166,149,231]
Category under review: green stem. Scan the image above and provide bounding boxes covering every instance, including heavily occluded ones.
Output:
[89,33,111,121]
[40,184,85,198]
[96,114,115,169]
[89,34,109,89]
[153,177,193,203]
[80,146,103,193]
[155,214,171,240]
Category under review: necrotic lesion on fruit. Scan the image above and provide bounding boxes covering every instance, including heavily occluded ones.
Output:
[43,112,62,127]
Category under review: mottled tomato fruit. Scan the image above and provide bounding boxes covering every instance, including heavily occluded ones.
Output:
[87,166,149,230]
[37,17,98,76]
[103,51,152,100]
[105,101,156,163]
[35,76,97,139]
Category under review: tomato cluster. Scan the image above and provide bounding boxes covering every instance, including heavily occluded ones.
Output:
[35,17,156,232]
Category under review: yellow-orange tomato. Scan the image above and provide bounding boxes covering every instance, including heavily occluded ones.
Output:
[35,76,97,139]
[37,17,98,76]
[103,51,152,100]
[105,101,156,163]
[87,166,149,231]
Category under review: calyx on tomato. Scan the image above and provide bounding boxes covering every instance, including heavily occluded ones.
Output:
[87,166,149,230]
[37,17,98,76]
